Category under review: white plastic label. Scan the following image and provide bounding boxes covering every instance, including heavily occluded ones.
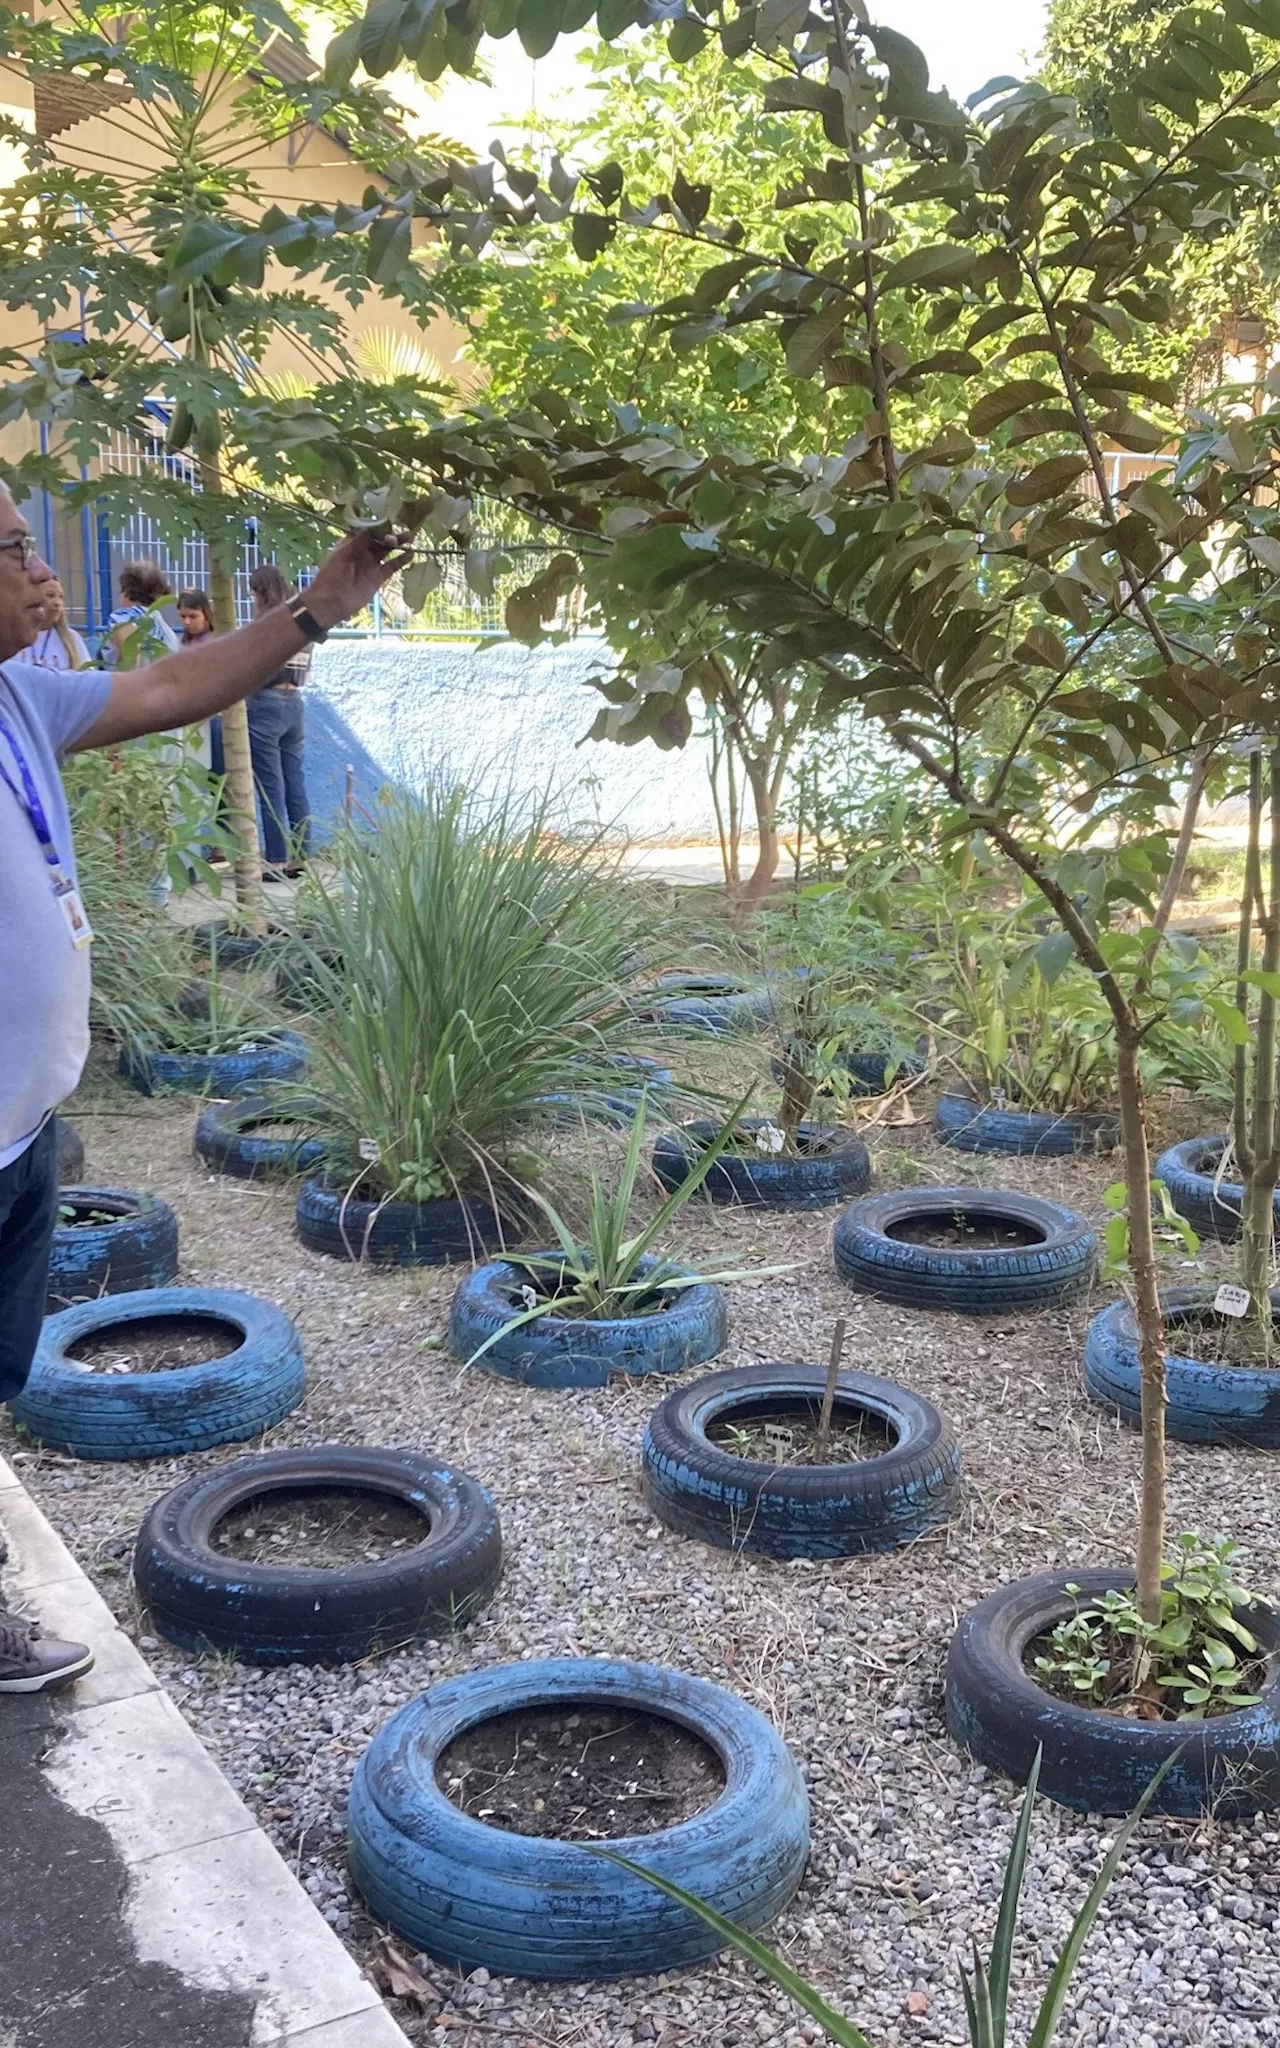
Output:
[1215,1283,1251,1318]
[762,1425,794,1449]
[358,1137,380,1163]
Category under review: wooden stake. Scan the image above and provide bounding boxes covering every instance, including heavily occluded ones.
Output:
[816,1316,847,1455]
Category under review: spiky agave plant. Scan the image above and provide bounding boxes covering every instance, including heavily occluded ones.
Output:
[597,1749,1176,2048]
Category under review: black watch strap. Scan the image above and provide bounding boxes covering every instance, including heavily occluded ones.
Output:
[286,592,329,644]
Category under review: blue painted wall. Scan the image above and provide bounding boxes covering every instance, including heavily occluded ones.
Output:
[303,637,721,842]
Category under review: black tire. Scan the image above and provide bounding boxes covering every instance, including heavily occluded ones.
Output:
[640,975,773,1036]
[191,921,286,968]
[946,1568,1280,1816]
[450,1254,728,1387]
[1152,1135,1276,1244]
[653,1119,871,1212]
[1084,1288,1280,1447]
[297,1176,521,1266]
[347,1657,810,1979]
[53,1116,85,1185]
[135,1446,502,1665]
[769,1051,925,1098]
[194,1096,327,1181]
[935,1092,1121,1157]
[46,1188,179,1313]
[120,1030,308,1098]
[832,1187,1097,1314]
[642,1362,961,1558]
[11,1286,305,1461]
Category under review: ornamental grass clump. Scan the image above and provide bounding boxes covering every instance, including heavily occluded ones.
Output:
[286,785,674,1204]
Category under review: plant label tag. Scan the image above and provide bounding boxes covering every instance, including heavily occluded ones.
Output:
[358,1137,380,1164]
[763,1425,794,1449]
[1215,1282,1251,1318]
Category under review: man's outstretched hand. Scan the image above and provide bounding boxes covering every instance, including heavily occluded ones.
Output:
[305,528,413,631]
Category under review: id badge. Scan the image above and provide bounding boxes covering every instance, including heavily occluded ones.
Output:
[54,878,94,950]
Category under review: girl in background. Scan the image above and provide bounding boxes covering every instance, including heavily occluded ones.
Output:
[28,580,90,670]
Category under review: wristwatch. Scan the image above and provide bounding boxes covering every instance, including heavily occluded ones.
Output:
[286,592,329,643]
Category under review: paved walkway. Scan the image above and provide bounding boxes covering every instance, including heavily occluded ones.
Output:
[0,1456,409,2048]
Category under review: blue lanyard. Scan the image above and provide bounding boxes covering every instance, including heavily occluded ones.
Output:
[0,706,64,875]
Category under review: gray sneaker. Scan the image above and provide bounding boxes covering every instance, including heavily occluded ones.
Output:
[0,1610,94,1693]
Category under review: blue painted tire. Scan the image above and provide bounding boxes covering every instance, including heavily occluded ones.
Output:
[642,975,773,1036]
[653,1118,871,1211]
[935,1092,1120,1157]
[11,1286,305,1460]
[194,1095,327,1181]
[135,1446,502,1666]
[347,1657,810,1978]
[46,1188,179,1313]
[833,1187,1096,1314]
[449,1253,727,1387]
[538,1056,676,1130]
[1084,1288,1280,1447]
[297,1177,520,1267]
[1151,1136,1279,1244]
[53,1116,85,1184]
[120,1030,308,1098]
[946,1569,1280,1816]
[642,1362,961,1558]
[770,1051,925,1098]
[191,921,286,967]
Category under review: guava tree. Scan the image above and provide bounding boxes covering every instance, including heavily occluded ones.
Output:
[320,0,1280,1630]
[0,0,453,918]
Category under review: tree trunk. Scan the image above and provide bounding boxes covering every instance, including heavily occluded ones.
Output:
[707,712,741,894]
[1152,742,1211,935]
[1241,745,1280,1326]
[194,422,264,930]
[1116,1025,1167,1628]
[740,758,780,904]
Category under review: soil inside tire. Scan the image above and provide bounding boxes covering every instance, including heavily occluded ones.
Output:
[886,1211,1046,1251]
[67,1313,243,1373]
[438,1704,725,1839]
[707,1397,895,1464]
[211,1487,431,1568]
[1166,1310,1280,1370]
[1024,1624,1268,1722]
[235,1119,312,1141]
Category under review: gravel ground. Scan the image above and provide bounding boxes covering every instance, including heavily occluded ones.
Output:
[7,1047,1280,2048]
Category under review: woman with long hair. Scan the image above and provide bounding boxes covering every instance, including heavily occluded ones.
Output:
[177,589,228,862]
[28,580,90,670]
[247,561,312,878]
[100,560,181,669]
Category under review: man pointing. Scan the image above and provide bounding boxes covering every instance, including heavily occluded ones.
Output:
[0,491,403,1692]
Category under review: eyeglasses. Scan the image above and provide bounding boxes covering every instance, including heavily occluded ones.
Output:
[0,535,39,570]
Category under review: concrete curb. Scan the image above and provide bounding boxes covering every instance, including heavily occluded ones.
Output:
[0,1453,411,2048]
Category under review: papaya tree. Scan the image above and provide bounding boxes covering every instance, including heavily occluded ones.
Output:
[0,0,457,919]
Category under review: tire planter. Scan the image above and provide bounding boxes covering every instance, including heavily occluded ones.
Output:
[946,1568,1280,1817]
[653,1118,871,1212]
[46,1188,179,1313]
[120,1029,308,1098]
[642,1362,961,1558]
[10,1286,305,1461]
[191,920,286,968]
[935,1091,1120,1157]
[832,1187,1096,1315]
[769,1050,925,1098]
[539,1056,676,1131]
[135,1446,502,1665]
[1152,1135,1279,1244]
[641,974,773,1036]
[347,1657,810,1978]
[449,1252,728,1388]
[53,1115,85,1185]
[1084,1287,1280,1447]
[194,1095,327,1181]
[274,945,343,1013]
[297,1176,521,1267]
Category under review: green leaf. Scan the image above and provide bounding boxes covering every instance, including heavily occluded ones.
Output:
[517,0,564,57]
[587,1853,875,2048]
[882,243,977,292]
[986,1747,1042,2045]
[667,16,706,61]
[1005,456,1091,507]
[1206,997,1250,1045]
[1034,930,1076,984]
[1243,968,1280,997]
[969,382,1061,435]
[571,212,616,261]
[784,300,846,379]
[367,212,411,285]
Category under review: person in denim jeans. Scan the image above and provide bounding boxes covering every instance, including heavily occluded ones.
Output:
[247,563,312,878]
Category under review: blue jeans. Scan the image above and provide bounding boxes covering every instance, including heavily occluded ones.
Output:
[247,688,311,867]
[0,1119,58,1402]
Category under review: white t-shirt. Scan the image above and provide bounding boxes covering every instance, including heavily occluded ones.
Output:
[0,658,112,1165]
[27,625,92,671]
